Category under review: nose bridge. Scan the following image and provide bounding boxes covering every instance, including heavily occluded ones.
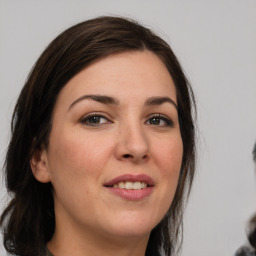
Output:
[117,114,149,161]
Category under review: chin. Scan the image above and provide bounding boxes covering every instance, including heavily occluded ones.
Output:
[109,227,152,240]
[103,215,158,239]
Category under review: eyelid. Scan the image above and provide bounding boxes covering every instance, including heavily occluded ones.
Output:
[79,112,113,126]
[146,113,174,127]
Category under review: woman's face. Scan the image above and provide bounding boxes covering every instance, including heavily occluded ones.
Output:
[36,50,183,242]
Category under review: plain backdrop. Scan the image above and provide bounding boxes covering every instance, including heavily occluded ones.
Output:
[0,1,256,255]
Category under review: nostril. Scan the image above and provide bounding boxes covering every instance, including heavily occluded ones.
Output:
[122,154,148,160]
[123,154,132,158]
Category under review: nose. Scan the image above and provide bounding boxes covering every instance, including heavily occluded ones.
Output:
[115,122,150,163]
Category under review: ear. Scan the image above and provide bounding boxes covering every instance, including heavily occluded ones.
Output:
[30,147,51,183]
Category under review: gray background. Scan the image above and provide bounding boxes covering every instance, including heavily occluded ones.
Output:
[0,1,256,255]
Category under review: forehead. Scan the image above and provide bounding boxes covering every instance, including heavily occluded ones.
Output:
[56,50,177,107]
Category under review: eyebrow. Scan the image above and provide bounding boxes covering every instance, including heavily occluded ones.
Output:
[68,94,177,110]
[145,96,177,109]
[69,94,119,110]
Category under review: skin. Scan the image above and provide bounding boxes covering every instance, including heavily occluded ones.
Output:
[31,50,183,256]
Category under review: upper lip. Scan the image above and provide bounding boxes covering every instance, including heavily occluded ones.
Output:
[104,174,155,187]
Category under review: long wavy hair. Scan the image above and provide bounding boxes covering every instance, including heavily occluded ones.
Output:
[0,16,196,256]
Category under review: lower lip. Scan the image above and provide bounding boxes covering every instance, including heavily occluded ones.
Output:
[105,187,153,200]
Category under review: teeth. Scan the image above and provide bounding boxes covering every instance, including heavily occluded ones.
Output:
[133,181,141,189]
[119,181,125,189]
[113,181,147,190]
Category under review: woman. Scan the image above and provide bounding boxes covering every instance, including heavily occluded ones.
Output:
[0,16,196,256]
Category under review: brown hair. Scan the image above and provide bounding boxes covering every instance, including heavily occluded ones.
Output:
[0,16,196,256]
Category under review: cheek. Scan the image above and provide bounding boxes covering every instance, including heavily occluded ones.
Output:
[153,135,183,178]
[149,135,183,220]
[47,130,114,181]
[46,131,115,211]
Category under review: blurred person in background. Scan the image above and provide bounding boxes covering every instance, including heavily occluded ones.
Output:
[235,143,256,256]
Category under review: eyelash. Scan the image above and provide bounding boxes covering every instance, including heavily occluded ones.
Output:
[79,113,111,126]
[79,113,174,127]
[146,114,174,127]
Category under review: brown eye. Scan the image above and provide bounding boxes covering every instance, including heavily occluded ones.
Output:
[146,115,174,127]
[80,114,110,126]
[149,117,161,125]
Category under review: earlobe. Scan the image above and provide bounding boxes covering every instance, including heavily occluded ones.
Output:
[30,148,51,183]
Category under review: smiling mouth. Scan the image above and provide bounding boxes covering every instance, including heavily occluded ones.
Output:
[104,174,154,190]
[104,174,154,200]
[109,181,148,190]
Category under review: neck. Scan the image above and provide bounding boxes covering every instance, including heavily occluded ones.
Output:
[48,231,149,256]
[47,212,150,256]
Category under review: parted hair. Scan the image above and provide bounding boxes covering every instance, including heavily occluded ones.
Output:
[0,16,196,256]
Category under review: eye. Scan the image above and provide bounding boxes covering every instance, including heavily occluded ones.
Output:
[80,114,111,126]
[146,114,174,127]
